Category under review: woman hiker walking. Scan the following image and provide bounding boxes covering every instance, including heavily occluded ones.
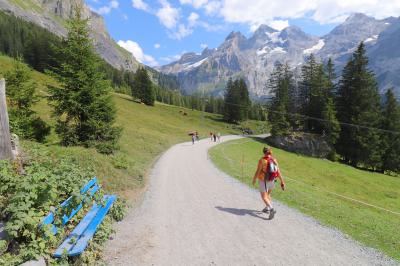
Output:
[252,147,285,219]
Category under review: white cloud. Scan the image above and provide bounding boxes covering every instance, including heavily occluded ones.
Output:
[179,0,209,9]
[169,24,193,40]
[188,12,199,26]
[191,0,400,31]
[203,1,221,15]
[130,0,220,40]
[110,0,119,8]
[94,0,119,15]
[156,0,180,29]
[118,40,159,66]
[200,43,208,49]
[132,0,149,11]
[154,43,161,49]
[269,20,290,31]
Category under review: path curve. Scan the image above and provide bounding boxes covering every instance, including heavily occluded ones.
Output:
[104,136,396,266]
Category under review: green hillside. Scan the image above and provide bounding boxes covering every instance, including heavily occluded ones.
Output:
[0,54,266,264]
[209,138,400,261]
[0,54,265,200]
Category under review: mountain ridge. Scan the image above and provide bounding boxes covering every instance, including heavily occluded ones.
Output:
[160,13,400,97]
[0,0,140,71]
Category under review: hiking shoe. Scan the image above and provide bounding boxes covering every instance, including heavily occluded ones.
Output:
[262,207,270,213]
[269,208,276,219]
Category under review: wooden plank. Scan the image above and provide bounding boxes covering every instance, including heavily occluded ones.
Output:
[53,195,117,257]
[41,178,100,235]
[67,195,117,256]
[0,79,12,160]
[53,203,102,257]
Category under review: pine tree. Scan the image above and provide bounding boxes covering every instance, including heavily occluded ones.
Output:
[48,6,121,154]
[237,78,251,120]
[299,54,331,133]
[321,97,340,158]
[224,78,239,123]
[223,78,250,123]
[132,67,155,106]
[320,59,341,158]
[325,58,336,98]
[268,63,293,136]
[5,58,50,142]
[336,42,382,169]
[381,89,400,173]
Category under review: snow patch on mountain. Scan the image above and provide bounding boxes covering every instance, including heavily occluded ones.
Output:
[257,46,269,56]
[364,35,379,43]
[270,47,286,53]
[183,57,207,70]
[304,39,325,55]
[266,31,285,44]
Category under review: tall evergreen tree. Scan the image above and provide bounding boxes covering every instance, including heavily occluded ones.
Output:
[224,78,239,123]
[299,54,331,133]
[381,89,400,173]
[336,42,382,169]
[223,78,250,123]
[48,6,121,154]
[325,58,336,98]
[133,67,155,106]
[237,78,251,120]
[268,63,294,136]
[4,58,50,142]
[321,97,341,158]
[321,59,340,153]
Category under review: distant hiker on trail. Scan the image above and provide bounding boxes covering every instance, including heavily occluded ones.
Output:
[195,131,200,141]
[191,134,195,145]
[217,132,221,142]
[213,133,217,142]
[210,132,213,141]
[252,147,285,219]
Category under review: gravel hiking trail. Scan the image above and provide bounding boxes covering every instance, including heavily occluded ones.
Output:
[104,136,397,266]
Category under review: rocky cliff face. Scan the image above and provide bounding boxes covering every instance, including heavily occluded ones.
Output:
[0,0,139,71]
[161,13,400,97]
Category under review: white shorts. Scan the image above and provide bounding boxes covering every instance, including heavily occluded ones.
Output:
[259,179,275,192]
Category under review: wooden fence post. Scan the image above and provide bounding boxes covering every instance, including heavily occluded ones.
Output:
[0,78,13,160]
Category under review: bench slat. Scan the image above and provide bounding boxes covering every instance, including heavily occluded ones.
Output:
[69,195,117,256]
[61,184,100,225]
[53,202,102,257]
[80,177,97,194]
[53,195,116,257]
[41,178,99,235]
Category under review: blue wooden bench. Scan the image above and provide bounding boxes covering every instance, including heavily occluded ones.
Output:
[41,177,116,257]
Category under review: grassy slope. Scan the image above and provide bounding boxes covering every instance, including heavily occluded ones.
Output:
[209,138,400,261]
[0,55,265,201]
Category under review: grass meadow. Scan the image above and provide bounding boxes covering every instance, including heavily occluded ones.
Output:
[209,137,400,261]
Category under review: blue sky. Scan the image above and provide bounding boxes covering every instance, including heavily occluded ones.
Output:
[88,0,400,67]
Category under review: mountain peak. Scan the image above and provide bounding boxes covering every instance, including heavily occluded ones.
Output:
[225,31,246,41]
[179,52,200,63]
[280,25,312,40]
[345,13,374,23]
[201,47,215,57]
[254,24,277,34]
[281,25,302,33]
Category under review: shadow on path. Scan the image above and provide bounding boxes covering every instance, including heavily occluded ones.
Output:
[215,206,271,221]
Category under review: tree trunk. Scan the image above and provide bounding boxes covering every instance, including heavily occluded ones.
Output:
[0,79,12,160]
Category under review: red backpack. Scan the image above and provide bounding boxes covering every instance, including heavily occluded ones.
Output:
[263,156,279,181]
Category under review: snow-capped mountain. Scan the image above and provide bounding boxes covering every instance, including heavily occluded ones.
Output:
[160,13,399,97]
